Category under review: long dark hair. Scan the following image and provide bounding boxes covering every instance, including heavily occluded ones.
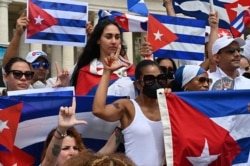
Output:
[70,19,123,87]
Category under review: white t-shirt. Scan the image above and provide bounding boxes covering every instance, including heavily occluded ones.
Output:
[209,67,250,90]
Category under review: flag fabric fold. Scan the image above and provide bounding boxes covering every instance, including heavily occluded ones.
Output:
[98,9,148,32]
[0,99,23,152]
[173,0,250,37]
[127,0,149,16]
[0,146,35,166]
[224,0,250,37]
[157,89,250,165]
[26,0,88,47]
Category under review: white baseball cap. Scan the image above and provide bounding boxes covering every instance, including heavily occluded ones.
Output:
[212,36,245,55]
[25,50,49,63]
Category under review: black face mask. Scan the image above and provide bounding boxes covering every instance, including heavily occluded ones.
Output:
[142,82,164,99]
[243,72,250,79]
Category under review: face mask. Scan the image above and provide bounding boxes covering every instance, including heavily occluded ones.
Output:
[142,82,163,99]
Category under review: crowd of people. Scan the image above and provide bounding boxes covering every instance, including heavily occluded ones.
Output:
[1,0,250,165]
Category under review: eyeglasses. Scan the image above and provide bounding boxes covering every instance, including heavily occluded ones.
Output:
[8,70,34,80]
[197,77,212,84]
[219,47,243,54]
[31,61,50,69]
[245,66,250,71]
[140,74,167,86]
[160,66,175,79]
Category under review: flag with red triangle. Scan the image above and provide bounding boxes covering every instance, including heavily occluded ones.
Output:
[224,0,250,37]
[147,14,178,52]
[27,0,58,38]
[157,89,250,165]
[0,146,35,166]
[26,0,88,47]
[0,102,23,152]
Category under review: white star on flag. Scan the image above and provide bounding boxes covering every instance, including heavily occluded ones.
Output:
[231,4,250,17]
[186,139,220,166]
[34,15,44,24]
[0,120,9,132]
[153,30,163,41]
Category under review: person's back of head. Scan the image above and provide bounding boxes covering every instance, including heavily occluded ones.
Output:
[63,151,135,166]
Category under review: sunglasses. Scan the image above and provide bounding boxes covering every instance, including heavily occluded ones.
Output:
[219,47,243,54]
[197,77,212,84]
[245,66,250,71]
[31,61,50,69]
[160,66,175,79]
[140,74,167,86]
[8,70,34,80]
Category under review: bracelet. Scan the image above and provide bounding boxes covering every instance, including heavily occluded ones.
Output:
[55,128,67,139]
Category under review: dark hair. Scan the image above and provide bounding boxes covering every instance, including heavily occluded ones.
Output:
[155,58,177,73]
[41,127,86,162]
[167,80,184,92]
[135,60,161,80]
[70,19,123,87]
[4,57,31,73]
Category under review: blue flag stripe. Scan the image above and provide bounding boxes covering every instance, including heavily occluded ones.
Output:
[155,49,204,61]
[57,18,86,28]
[153,13,206,28]
[32,0,87,13]
[174,34,205,45]
[28,32,86,43]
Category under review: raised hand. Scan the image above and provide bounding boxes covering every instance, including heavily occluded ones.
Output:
[16,9,29,36]
[103,45,128,71]
[52,61,69,88]
[58,97,87,131]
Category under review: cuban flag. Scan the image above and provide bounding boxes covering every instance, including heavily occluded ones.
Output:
[173,0,250,37]
[157,89,250,165]
[26,0,88,47]
[127,0,149,16]
[2,94,123,165]
[224,0,250,37]
[98,9,147,32]
[0,98,35,165]
[151,14,206,61]
[173,0,231,28]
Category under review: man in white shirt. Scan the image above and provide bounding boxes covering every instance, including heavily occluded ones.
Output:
[209,36,250,90]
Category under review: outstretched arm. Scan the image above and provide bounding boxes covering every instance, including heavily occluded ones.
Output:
[2,10,28,68]
[41,97,87,166]
[92,45,128,122]
[207,12,219,72]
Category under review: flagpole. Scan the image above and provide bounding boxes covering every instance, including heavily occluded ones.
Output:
[209,0,215,13]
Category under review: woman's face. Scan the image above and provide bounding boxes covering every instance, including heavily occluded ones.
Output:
[4,62,33,91]
[97,24,121,57]
[183,73,211,91]
[57,136,80,166]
